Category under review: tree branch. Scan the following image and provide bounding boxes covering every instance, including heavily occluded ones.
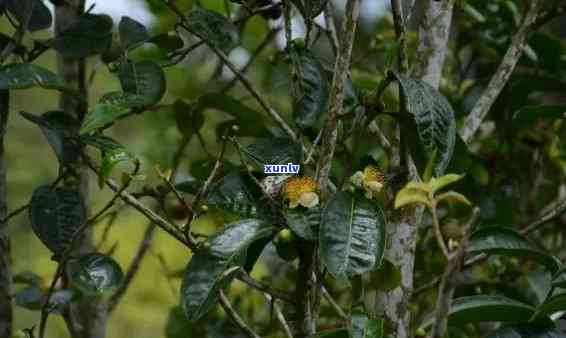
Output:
[219,290,262,338]
[460,0,544,143]
[432,208,479,338]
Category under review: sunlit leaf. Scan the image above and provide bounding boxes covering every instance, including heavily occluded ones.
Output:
[0,63,65,91]
[436,191,472,206]
[80,92,145,134]
[394,187,431,209]
[429,174,464,193]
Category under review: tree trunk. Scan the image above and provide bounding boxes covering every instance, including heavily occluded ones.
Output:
[0,90,12,338]
[375,1,455,337]
[54,2,108,338]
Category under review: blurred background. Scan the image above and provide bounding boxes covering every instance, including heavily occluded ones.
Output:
[3,0,566,337]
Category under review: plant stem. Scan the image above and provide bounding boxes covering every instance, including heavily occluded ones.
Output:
[430,203,450,259]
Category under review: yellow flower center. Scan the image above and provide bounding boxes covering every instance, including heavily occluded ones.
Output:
[282,176,319,208]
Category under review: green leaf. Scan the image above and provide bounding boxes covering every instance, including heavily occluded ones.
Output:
[429,174,464,193]
[174,99,204,138]
[181,219,276,322]
[66,253,124,296]
[148,34,184,53]
[435,191,472,206]
[20,111,81,164]
[0,63,65,90]
[290,44,329,129]
[394,187,431,209]
[283,206,320,241]
[419,295,535,329]
[513,105,566,126]
[242,137,302,167]
[467,226,560,273]
[392,72,456,176]
[80,92,145,134]
[119,16,149,50]
[15,286,44,311]
[51,14,113,58]
[351,312,384,338]
[118,60,166,106]
[29,186,86,257]
[319,192,387,278]
[485,322,566,338]
[80,135,124,151]
[13,271,41,286]
[552,266,566,289]
[207,171,261,218]
[290,0,328,20]
[533,293,566,320]
[185,7,238,51]
[5,0,52,31]
[99,147,137,187]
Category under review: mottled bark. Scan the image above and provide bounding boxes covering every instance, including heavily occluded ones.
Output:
[375,1,455,337]
[0,90,12,338]
[412,0,456,89]
[55,2,107,338]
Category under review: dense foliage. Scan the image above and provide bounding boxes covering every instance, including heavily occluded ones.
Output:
[1,0,566,338]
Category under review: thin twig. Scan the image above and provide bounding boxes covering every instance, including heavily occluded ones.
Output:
[321,286,348,322]
[460,0,544,143]
[432,208,479,338]
[263,293,293,338]
[0,203,29,224]
[219,290,262,338]
[238,270,296,304]
[315,0,361,196]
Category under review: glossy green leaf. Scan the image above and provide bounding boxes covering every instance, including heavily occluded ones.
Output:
[467,226,560,273]
[119,16,149,50]
[290,44,329,129]
[80,92,145,134]
[533,293,566,320]
[351,312,383,338]
[80,135,124,151]
[436,191,472,206]
[181,219,276,322]
[420,295,535,328]
[242,137,302,167]
[119,60,166,106]
[283,206,320,241]
[319,192,387,278]
[15,286,43,311]
[66,253,124,296]
[429,174,464,193]
[513,105,566,126]
[185,7,238,51]
[0,63,65,90]
[392,72,456,176]
[207,171,260,218]
[5,0,52,31]
[51,14,113,58]
[29,186,86,257]
[20,111,81,164]
[485,322,566,338]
